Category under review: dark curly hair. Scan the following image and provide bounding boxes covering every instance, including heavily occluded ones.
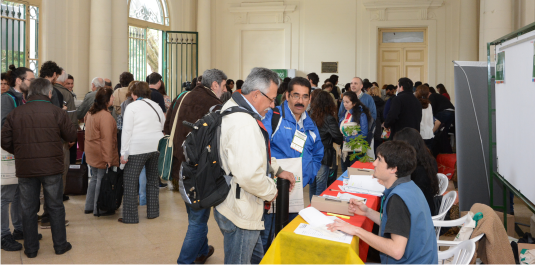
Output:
[310,91,337,128]
[393,128,439,196]
[39,61,60,78]
[88,87,114,115]
[119,72,134,87]
[342,91,371,124]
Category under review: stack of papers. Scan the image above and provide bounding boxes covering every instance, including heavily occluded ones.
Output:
[322,193,367,204]
[296,207,353,244]
[340,175,385,196]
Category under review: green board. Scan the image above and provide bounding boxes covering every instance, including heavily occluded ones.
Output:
[272,69,288,79]
[496,51,505,83]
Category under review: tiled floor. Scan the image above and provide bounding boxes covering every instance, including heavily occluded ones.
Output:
[1,186,313,264]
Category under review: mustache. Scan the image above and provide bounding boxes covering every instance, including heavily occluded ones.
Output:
[294,103,305,108]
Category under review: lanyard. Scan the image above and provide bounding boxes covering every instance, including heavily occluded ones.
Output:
[26,100,51,104]
[379,195,385,220]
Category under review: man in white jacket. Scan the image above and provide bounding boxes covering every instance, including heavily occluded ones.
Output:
[214,68,295,264]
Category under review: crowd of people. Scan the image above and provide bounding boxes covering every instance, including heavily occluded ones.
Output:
[1,62,454,263]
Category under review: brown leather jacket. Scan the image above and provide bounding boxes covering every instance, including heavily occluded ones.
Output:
[163,84,222,181]
[1,95,77,178]
[84,109,120,169]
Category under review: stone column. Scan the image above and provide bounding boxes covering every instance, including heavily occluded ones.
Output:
[111,0,128,85]
[479,0,513,61]
[197,0,211,73]
[459,0,478,61]
[89,0,112,83]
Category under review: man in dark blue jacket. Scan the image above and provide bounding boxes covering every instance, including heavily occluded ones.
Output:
[261,77,324,252]
[384,78,422,139]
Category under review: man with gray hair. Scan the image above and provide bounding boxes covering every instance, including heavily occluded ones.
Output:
[214,67,295,264]
[1,78,76,258]
[77,77,105,120]
[52,69,78,202]
[164,68,226,264]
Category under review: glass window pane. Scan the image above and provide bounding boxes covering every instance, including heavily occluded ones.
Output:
[382,31,424,43]
[129,0,163,25]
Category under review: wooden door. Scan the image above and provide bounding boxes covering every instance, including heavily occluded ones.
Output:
[378,28,427,87]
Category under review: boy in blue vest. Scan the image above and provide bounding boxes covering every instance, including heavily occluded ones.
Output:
[327,141,438,264]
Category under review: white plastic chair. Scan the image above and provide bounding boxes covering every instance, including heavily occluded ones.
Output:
[432,191,457,238]
[433,215,485,243]
[437,173,449,195]
[437,239,476,264]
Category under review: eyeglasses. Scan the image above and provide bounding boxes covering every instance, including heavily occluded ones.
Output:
[260,91,275,103]
[289,93,310,101]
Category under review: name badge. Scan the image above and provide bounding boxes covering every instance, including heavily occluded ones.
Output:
[290,130,307,153]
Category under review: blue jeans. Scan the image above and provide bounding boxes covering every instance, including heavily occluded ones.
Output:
[18,174,68,254]
[1,184,22,237]
[177,204,210,264]
[214,208,264,264]
[309,164,330,202]
[139,167,147,206]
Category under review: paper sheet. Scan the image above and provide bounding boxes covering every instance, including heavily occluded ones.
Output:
[275,157,304,213]
[294,223,353,244]
[1,148,17,185]
[339,175,385,196]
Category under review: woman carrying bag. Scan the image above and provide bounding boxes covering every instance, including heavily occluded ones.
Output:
[119,82,165,224]
[84,87,120,216]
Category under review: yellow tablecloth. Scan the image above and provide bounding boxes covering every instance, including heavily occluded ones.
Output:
[260,216,363,264]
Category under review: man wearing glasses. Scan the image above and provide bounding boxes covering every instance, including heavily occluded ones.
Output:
[260,76,324,252]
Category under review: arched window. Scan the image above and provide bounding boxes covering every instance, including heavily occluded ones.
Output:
[128,0,169,27]
[127,0,169,81]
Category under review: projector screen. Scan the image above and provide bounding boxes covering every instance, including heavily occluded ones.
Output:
[495,29,535,204]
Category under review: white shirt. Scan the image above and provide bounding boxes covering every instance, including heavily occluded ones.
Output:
[420,104,434,140]
[121,99,165,156]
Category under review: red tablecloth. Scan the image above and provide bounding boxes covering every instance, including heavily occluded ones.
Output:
[318,180,379,262]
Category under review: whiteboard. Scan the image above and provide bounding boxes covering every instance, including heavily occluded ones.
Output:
[495,29,535,204]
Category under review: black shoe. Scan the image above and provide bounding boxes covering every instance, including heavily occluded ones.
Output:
[63,195,70,201]
[159,182,168,188]
[1,234,22,251]
[25,251,38,258]
[55,242,72,255]
[84,210,93,214]
[12,230,42,241]
[194,245,214,264]
[94,210,115,217]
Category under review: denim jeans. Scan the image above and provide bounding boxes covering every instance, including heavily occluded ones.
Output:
[309,164,330,202]
[177,204,210,264]
[1,184,22,237]
[214,208,264,264]
[84,167,106,212]
[18,174,68,254]
[139,167,147,206]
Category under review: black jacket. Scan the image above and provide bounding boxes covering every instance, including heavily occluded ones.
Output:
[429,93,454,116]
[317,114,343,167]
[384,90,422,139]
[372,96,385,141]
[150,88,167,113]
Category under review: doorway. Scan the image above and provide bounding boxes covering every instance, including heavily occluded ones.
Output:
[377,28,428,87]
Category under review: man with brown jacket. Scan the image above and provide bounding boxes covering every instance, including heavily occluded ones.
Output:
[164,69,225,264]
[1,78,77,258]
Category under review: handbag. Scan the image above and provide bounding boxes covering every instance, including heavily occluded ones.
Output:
[64,153,89,195]
[157,91,190,181]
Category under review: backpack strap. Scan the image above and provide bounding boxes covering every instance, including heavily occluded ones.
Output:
[270,106,285,138]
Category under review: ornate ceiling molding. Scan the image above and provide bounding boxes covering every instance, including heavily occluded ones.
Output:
[229,2,296,24]
[364,0,443,21]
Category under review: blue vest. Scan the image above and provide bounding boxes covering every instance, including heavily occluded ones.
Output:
[379,181,438,264]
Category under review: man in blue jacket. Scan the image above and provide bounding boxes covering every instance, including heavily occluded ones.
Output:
[261,76,324,252]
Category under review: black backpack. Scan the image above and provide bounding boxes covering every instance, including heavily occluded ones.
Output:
[96,167,123,216]
[179,106,254,210]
